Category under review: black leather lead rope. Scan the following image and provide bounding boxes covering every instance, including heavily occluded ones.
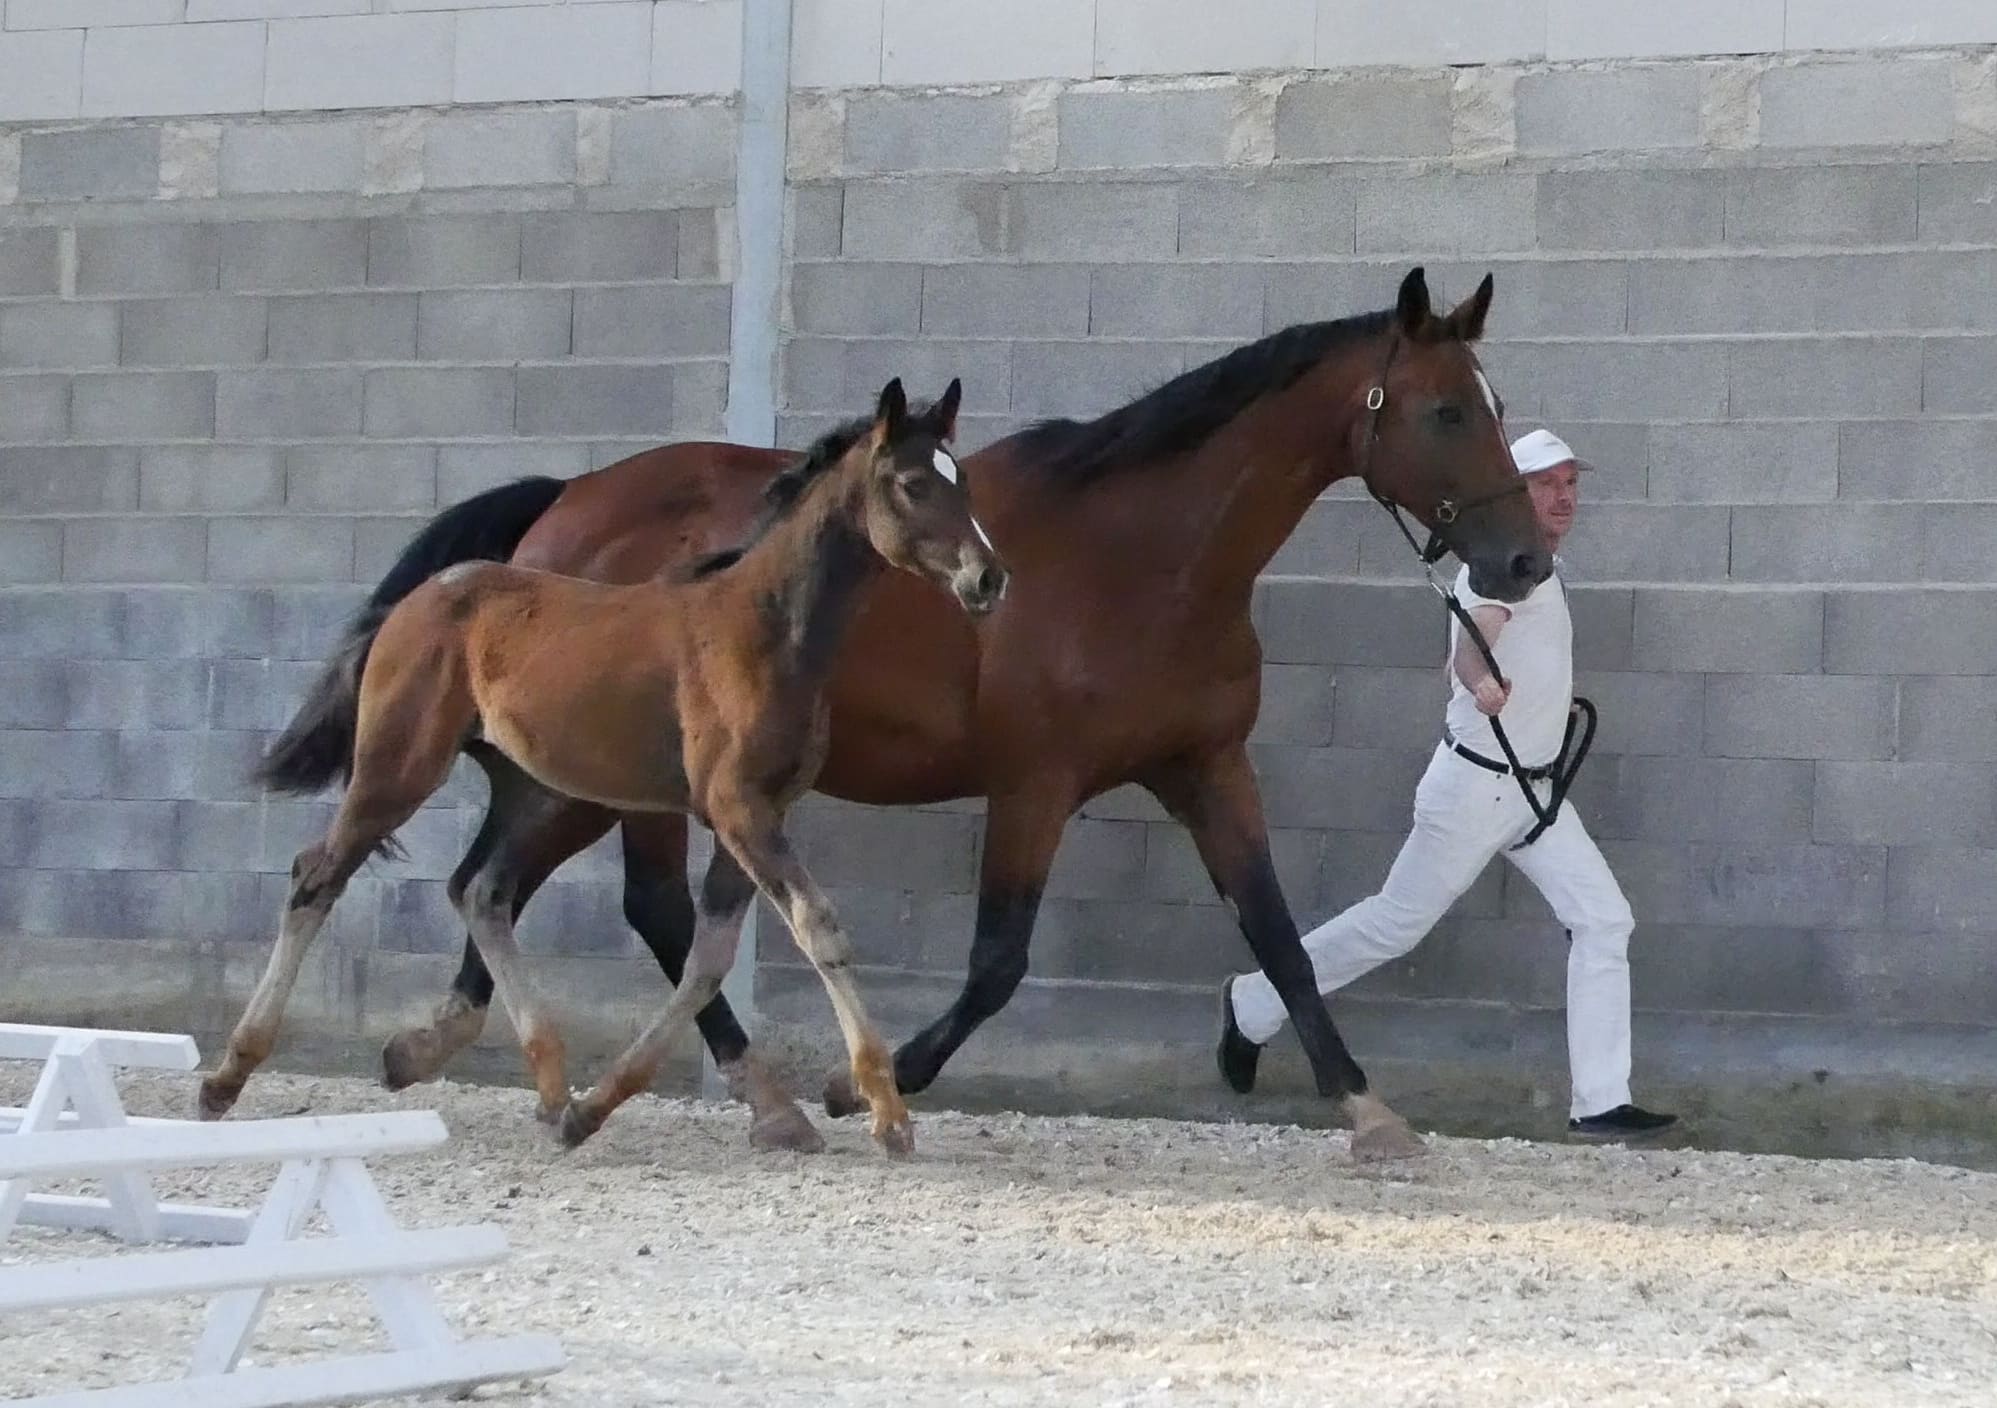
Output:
[1352,348,1594,850]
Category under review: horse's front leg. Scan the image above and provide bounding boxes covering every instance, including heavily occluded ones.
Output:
[825,784,1076,1116]
[619,813,823,1153]
[558,844,760,1148]
[707,808,913,1157]
[1146,744,1423,1162]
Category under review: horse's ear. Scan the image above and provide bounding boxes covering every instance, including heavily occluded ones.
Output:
[1395,266,1433,336]
[875,377,907,436]
[1443,272,1495,343]
[932,377,962,440]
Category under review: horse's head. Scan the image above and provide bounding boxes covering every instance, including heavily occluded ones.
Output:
[1358,267,1550,603]
[857,377,1009,615]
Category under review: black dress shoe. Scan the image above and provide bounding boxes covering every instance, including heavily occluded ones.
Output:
[1568,1103,1678,1139]
[1216,976,1261,1094]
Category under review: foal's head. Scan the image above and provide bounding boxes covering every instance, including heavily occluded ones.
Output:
[850,377,1008,615]
[1359,267,1550,603]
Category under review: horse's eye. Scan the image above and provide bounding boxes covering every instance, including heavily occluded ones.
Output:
[897,473,932,500]
[1435,403,1465,427]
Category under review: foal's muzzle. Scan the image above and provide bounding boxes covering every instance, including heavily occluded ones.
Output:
[951,560,1008,615]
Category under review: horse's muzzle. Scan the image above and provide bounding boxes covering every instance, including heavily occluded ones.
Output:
[952,562,1009,615]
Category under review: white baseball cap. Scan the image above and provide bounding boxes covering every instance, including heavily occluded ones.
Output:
[1510,427,1593,475]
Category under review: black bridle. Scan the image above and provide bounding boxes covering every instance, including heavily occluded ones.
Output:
[1353,337,1596,849]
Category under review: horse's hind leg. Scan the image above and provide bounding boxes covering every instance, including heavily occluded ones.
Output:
[380,754,612,1093]
[558,843,759,1148]
[200,786,425,1119]
[620,813,823,1153]
[447,753,602,1125]
[719,807,913,1157]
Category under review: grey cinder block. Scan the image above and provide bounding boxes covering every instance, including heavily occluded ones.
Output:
[121,296,268,367]
[1060,87,1234,169]
[220,220,370,292]
[1704,674,1897,762]
[418,289,573,361]
[77,225,220,297]
[521,211,678,283]
[921,265,1091,338]
[571,285,730,357]
[267,293,419,363]
[19,127,161,202]
[844,94,1009,174]
[362,368,516,439]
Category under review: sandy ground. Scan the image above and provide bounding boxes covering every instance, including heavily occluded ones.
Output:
[2,1066,1995,1408]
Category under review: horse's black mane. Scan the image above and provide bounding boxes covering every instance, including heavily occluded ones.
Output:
[1014,308,1396,486]
[686,412,875,580]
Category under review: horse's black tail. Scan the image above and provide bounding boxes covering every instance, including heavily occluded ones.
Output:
[253,475,568,796]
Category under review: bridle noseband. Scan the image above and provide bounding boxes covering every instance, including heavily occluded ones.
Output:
[1353,336,1594,850]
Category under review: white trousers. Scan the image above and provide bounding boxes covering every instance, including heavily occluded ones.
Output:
[1231,743,1635,1120]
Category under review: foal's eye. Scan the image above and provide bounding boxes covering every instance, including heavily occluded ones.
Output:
[896,472,932,501]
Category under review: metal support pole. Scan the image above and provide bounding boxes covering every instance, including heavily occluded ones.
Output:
[704,0,791,1100]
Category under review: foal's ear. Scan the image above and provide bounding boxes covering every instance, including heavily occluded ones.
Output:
[875,376,908,436]
[931,377,962,441]
[1395,265,1433,336]
[1442,272,1496,343]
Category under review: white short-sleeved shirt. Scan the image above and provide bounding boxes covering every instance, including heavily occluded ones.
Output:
[1444,559,1573,767]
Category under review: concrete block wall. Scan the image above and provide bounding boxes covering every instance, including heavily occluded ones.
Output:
[0,94,737,1022]
[761,46,1997,1067]
[8,18,1997,1131]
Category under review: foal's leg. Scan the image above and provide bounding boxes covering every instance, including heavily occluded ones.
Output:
[448,758,599,1125]
[718,809,913,1156]
[620,814,823,1153]
[380,767,614,1092]
[1148,745,1422,1162]
[828,784,1074,1116]
[558,845,760,1147]
[200,789,426,1119]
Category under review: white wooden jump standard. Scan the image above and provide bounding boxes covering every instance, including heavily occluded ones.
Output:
[0,1023,251,1245]
[0,1025,564,1408]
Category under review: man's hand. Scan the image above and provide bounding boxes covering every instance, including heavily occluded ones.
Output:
[1472,677,1510,716]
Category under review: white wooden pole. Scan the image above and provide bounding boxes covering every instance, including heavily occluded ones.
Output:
[707,0,794,1101]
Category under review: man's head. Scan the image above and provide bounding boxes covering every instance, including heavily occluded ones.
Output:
[1509,428,1590,551]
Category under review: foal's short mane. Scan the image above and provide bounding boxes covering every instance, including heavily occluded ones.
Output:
[1014,308,1397,486]
[687,413,874,580]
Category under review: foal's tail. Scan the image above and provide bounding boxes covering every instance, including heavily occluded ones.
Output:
[253,475,568,796]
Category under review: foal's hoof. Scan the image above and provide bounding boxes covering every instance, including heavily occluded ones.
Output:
[195,1078,236,1122]
[534,1100,566,1128]
[1350,1114,1427,1164]
[822,1069,867,1119]
[749,1102,827,1154]
[557,1100,605,1150]
[379,1030,443,1092]
[873,1117,915,1160]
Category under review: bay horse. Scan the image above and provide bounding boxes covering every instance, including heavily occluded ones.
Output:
[255,266,1547,1163]
[203,378,1006,1157]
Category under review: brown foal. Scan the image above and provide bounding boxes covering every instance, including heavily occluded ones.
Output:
[200,378,1005,1157]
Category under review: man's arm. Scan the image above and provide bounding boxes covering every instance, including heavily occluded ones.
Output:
[1453,604,1511,715]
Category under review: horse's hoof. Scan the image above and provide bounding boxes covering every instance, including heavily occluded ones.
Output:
[874,1117,915,1160]
[534,1100,565,1128]
[557,1100,603,1150]
[196,1079,235,1122]
[379,1031,440,1091]
[822,1069,866,1119]
[749,1103,827,1154]
[1350,1115,1427,1164]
